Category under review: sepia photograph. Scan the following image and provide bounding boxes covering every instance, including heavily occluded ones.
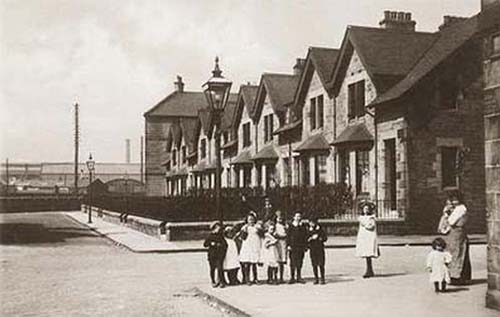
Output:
[1,0,500,316]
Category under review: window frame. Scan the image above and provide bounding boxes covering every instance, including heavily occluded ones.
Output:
[242,122,251,148]
[348,80,366,119]
[441,146,459,189]
[310,97,317,130]
[317,94,324,128]
[200,139,207,159]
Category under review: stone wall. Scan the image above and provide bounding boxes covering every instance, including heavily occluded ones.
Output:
[406,39,486,234]
[145,117,171,196]
[482,0,500,308]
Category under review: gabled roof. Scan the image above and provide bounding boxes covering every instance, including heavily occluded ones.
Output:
[293,47,339,107]
[274,119,302,135]
[198,108,213,137]
[331,123,373,146]
[329,26,438,94]
[221,100,238,130]
[370,15,479,107]
[179,117,199,153]
[253,73,300,120]
[295,134,330,153]
[234,85,259,126]
[144,91,207,117]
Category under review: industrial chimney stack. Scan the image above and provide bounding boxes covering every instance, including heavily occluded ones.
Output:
[126,139,131,163]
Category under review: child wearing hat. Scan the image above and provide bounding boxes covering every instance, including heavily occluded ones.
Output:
[203,221,228,288]
[223,226,240,286]
[355,201,379,278]
[307,216,327,285]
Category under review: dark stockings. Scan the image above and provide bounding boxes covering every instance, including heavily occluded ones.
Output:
[267,267,278,283]
[278,263,285,282]
[434,281,447,292]
[209,262,224,286]
[363,257,374,278]
[242,263,258,284]
[313,265,325,283]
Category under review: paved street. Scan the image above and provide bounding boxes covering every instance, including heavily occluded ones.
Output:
[0,212,495,316]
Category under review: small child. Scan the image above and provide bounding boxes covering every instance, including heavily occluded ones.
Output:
[261,222,279,284]
[203,221,228,288]
[223,226,240,286]
[274,210,288,284]
[237,212,262,285]
[437,199,453,235]
[287,211,308,284]
[307,217,327,285]
[426,237,452,293]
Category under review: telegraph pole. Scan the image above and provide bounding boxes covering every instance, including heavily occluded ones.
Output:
[74,102,80,193]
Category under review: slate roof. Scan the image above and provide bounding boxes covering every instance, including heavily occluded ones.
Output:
[144,91,208,117]
[309,47,340,87]
[180,117,199,153]
[274,119,302,134]
[241,85,259,116]
[331,123,373,145]
[198,108,213,136]
[252,145,279,161]
[221,139,237,150]
[221,100,238,130]
[231,150,253,165]
[329,26,438,94]
[254,73,300,118]
[370,15,479,107]
[295,134,330,153]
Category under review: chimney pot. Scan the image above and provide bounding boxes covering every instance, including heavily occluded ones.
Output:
[293,58,306,75]
[397,12,405,20]
[384,10,391,19]
[405,12,411,21]
[174,75,184,93]
[379,10,416,31]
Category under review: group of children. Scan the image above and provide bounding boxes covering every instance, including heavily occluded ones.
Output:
[204,199,459,294]
[203,210,328,288]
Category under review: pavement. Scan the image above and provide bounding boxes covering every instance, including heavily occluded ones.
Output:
[65,210,486,253]
[2,211,496,317]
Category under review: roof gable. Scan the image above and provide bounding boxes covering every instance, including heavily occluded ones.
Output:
[329,26,437,94]
[233,85,259,130]
[180,117,199,153]
[253,73,300,121]
[371,15,479,107]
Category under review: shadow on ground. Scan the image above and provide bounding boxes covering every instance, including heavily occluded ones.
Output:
[0,223,96,245]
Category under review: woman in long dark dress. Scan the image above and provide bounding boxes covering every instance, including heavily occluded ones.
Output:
[441,191,471,285]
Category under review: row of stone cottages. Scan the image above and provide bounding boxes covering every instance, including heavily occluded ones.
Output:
[144,11,486,233]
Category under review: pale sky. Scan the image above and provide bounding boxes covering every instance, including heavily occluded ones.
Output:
[0,0,480,163]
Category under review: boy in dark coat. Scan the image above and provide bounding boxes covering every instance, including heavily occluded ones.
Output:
[287,212,308,284]
[203,221,228,288]
[308,217,328,284]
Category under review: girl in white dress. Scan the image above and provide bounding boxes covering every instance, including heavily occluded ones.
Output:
[261,223,279,284]
[223,226,241,285]
[426,237,452,292]
[237,212,263,285]
[355,201,379,278]
[274,211,288,284]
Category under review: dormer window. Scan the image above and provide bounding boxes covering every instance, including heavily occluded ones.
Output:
[439,73,458,110]
[348,80,365,119]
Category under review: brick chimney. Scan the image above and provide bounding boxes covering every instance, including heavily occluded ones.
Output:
[379,10,416,31]
[174,75,184,93]
[293,58,306,75]
[439,16,468,31]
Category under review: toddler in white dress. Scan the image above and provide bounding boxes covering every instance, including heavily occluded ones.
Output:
[426,237,452,293]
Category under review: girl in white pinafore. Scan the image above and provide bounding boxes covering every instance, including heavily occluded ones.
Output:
[223,226,241,285]
[426,237,452,293]
[238,212,262,285]
[355,201,379,278]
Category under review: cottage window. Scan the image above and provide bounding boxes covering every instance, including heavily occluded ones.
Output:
[243,122,251,147]
[181,146,186,163]
[172,149,177,166]
[264,114,274,142]
[243,165,252,188]
[200,139,207,159]
[441,146,458,188]
[310,97,317,130]
[314,154,328,184]
[355,150,369,193]
[339,150,350,184]
[317,95,324,128]
[348,80,365,119]
[493,34,500,55]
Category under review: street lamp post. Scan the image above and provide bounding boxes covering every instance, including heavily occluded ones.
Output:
[124,172,129,216]
[203,57,232,225]
[86,153,95,224]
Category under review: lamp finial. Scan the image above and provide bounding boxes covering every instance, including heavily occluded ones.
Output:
[212,56,222,77]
